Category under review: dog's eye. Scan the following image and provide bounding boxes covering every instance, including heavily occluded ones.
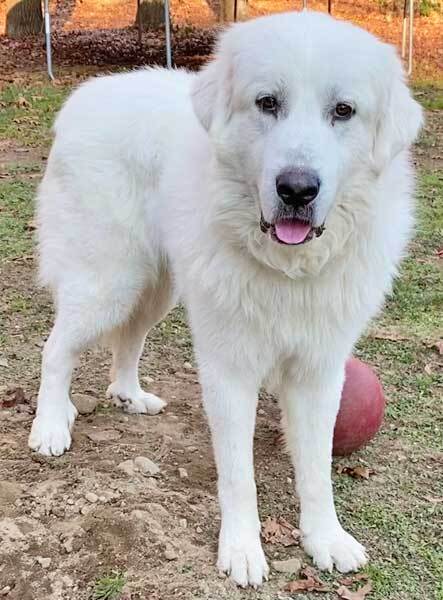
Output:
[333,103,354,120]
[256,95,278,115]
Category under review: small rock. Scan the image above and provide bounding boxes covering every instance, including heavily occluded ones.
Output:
[80,505,92,516]
[72,393,98,415]
[0,586,11,596]
[63,539,73,553]
[0,357,9,368]
[85,492,98,503]
[178,467,188,479]
[37,557,51,569]
[51,506,65,518]
[271,558,302,575]
[196,526,203,533]
[67,498,74,505]
[117,460,135,477]
[134,456,160,476]
[87,429,121,443]
[258,408,265,416]
[142,375,154,384]
[183,362,193,371]
[164,548,178,561]
[179,518,187,528]
[186,446,198,453]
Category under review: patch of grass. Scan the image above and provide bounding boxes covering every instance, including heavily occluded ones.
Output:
[6,294,33,314]
[92,571,126,600]
[0,83,69,146]
[356,336,442,448]
[0,179,35,258]
[379,170,443,337]
[414,84,443,111]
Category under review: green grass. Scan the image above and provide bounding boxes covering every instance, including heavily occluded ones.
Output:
[0,179,35,258]
[380,171,443,337]
[0,83,69,146]
[92,572,126,600]
[413,84,443,111]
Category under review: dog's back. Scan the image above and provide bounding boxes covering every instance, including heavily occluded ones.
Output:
[37,68,194,293]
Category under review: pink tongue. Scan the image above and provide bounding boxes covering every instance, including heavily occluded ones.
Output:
[274,219,312,244]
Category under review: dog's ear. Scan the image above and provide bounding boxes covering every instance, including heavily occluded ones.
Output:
[373,49,423,172]
[191,54,233,133]
[191,60,219,131]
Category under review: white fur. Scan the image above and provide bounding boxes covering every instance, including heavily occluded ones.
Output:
[29,11,422,586]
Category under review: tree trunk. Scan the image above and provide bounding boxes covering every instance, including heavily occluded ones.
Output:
[220,0,249,21]
[136,0,164,30]
[6,0,43,38]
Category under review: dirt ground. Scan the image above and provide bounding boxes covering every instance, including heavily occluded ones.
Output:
[0,22,442,600]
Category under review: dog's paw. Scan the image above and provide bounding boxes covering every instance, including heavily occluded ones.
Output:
[28,402,77,456]
[302,526,367,573]
[217,527,269,588]
[106,383,166,415]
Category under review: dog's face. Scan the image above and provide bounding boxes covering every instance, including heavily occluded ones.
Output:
[192,12,422,246]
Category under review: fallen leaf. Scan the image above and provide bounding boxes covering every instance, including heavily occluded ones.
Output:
[284,567,329,593]
[16,96,30,108]
[1,387,26,409]
[86,430,121,443]
[336,465,375,480]
[337,582,373,599]
[433,340,443,355]
[424,363,433,375]
[424,495,443,504]
[262,516,300,546]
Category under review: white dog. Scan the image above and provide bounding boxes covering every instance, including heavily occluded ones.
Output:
[29,11,422,587]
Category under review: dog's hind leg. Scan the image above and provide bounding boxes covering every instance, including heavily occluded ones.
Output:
[29,304,96,456]
[106,271,176,415]
[29,267,162,456]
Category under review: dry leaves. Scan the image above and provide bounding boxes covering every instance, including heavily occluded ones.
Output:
[424,495,443,504]
[262,516,300,546]
[16,96,30,108]
[1,387,26,409]
[283,566,329,594]
[424,363,433,375]
[336,465,375,480]
[337,582,373,599]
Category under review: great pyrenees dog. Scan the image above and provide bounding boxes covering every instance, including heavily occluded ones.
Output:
[29,11,422,587]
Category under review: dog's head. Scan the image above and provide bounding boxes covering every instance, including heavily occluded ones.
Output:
[191,11,422,248]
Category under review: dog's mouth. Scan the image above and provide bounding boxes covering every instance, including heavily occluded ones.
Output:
[260,214,325,245]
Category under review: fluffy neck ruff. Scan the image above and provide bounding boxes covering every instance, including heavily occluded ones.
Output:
[208,174,377,281]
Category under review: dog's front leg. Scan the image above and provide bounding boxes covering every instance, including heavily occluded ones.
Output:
[280,365,367,573]
[199,361,269,588]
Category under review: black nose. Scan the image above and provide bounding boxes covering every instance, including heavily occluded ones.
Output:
[276,169,320,207]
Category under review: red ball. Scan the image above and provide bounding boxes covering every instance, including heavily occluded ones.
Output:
[333,357,385,456]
